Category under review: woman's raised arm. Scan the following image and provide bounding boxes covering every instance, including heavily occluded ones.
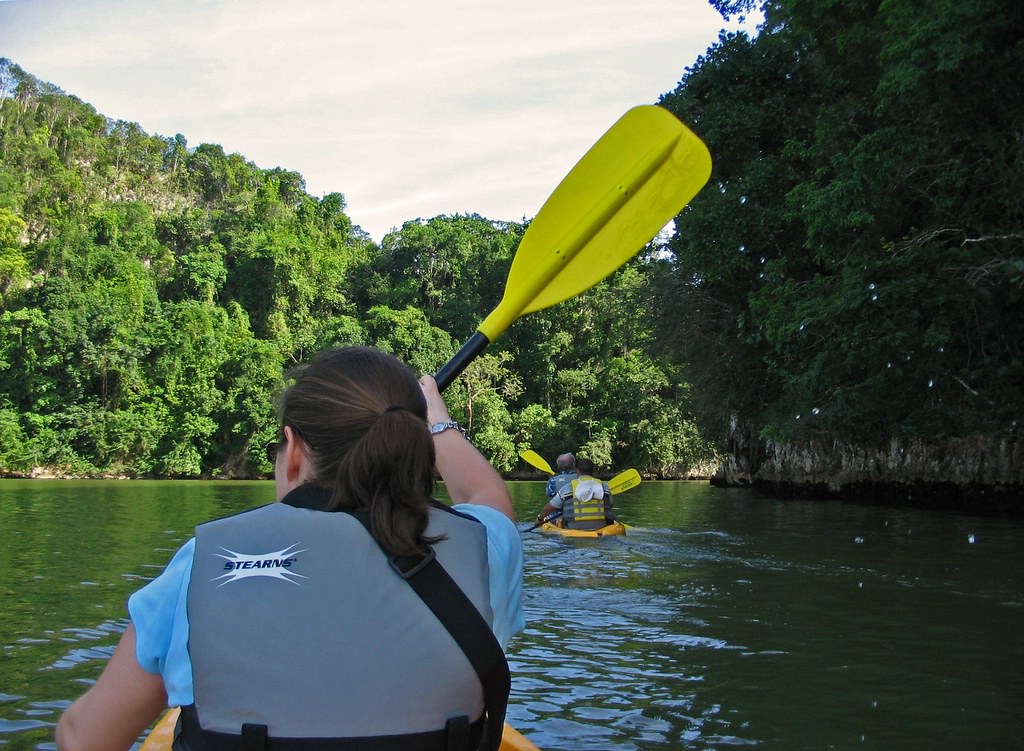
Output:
[420,375,514,520]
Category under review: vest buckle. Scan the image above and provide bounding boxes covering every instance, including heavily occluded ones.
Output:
[388,547,437,579]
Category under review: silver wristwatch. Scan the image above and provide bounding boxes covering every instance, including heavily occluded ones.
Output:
[429,421,468,438]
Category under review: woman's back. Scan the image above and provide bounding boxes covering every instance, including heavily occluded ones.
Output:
[187,498,491,736]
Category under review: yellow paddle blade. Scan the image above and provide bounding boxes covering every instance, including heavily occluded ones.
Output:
[608,468,641,494]
[519,449,554,475]
[139,708,179,751]
[478,105,712,340]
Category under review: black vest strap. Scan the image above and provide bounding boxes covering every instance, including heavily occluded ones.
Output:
[241,723,266,751]
[177,707,484,751]
[348,510,510,751]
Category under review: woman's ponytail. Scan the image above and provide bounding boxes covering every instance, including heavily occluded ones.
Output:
[276,347,440,557]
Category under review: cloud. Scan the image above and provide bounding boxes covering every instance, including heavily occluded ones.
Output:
[0,0,753,240]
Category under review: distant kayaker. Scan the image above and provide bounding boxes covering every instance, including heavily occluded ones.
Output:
[56,346,524,751]
[544,452,578,498]
[536,457,614,530]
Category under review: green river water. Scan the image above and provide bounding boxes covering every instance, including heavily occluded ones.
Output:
[1,479,1021,750]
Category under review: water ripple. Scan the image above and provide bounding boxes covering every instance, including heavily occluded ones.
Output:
[0,718,50,734]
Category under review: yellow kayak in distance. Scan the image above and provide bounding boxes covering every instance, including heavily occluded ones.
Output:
[539,520,627,538]
[139,708,541,751]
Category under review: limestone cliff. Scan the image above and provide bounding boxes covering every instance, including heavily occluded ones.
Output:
[712,425,1022,513]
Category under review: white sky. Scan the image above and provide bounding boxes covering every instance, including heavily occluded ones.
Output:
[0,0,756,242]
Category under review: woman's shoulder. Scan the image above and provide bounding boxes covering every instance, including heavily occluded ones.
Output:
[450,503,520,543]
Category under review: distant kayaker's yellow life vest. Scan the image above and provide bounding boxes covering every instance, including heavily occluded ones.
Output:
[562,475,610,527]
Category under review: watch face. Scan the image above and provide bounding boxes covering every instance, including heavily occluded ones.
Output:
[430,421,462,436]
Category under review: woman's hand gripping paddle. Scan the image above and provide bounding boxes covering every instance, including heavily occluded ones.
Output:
[435,105,712,391]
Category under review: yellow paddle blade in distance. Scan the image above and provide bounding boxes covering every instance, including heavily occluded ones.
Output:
[608,468,642,494]
[478,106,712,341]
[519,450,554,475]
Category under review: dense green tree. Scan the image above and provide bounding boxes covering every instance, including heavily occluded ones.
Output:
[356,214,522,339]
[656,23,810,441]
[452,353,523,472]
[661,0,1024,448]
[362,305,454,377]
[0,206,28,299]
[0,60,374,476]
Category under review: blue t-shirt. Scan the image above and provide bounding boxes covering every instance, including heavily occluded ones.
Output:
[545,471,577,498]
[128,503,524,707]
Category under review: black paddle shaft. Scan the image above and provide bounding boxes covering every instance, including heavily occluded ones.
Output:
[523,510,563,533]
[434,331,491,392]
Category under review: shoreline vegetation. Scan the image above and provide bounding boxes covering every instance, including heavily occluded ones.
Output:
[5,453,1020,517]
[0,464,720,483]
[2,2,1021,516]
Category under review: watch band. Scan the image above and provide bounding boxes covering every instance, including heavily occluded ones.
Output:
[429,421,468,438]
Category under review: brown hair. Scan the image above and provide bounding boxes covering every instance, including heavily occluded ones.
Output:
[277,346,439,557]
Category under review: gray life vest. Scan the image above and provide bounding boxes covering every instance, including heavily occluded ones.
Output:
[558,476,612,530]
[184,487,493,742]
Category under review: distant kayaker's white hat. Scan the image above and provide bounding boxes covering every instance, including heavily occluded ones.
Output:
[574,479,605,500]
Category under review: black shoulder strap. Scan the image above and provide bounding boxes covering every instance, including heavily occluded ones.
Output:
[347,510,509,751]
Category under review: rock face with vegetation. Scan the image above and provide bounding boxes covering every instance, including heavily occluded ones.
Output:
[715,423,1022,512]
[1,0,1021,514]
[659,0,1023,511]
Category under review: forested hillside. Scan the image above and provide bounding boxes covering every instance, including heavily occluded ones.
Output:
[2,0,1021,507]
[0,58,713,479]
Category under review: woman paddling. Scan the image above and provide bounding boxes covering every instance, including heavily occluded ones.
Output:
[56,346,524,751]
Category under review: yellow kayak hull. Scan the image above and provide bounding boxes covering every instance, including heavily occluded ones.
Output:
[539,520,626,537]
[140,707,540,751]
